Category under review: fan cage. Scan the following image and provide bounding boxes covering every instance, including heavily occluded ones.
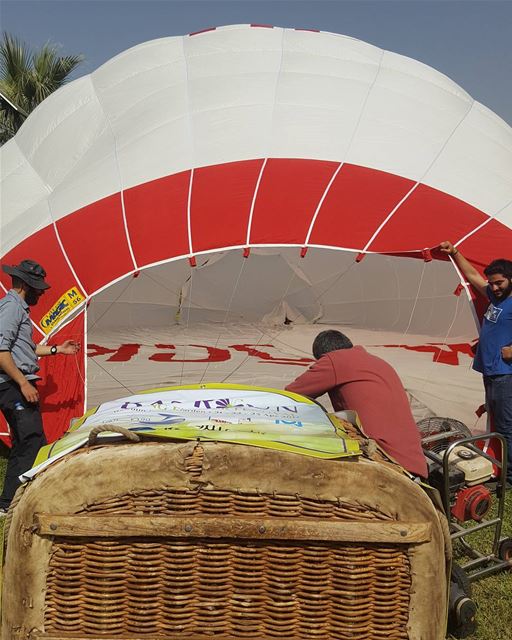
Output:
[416,417,472,454]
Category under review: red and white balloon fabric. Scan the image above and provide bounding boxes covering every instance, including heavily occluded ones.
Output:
[1,25,511,444]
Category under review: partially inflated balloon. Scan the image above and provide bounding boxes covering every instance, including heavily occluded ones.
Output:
[1,25,511,443]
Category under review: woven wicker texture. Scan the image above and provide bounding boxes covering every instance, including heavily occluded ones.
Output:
[44,488,411,639]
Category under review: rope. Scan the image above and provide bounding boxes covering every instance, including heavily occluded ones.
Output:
[389,256,402,330]
[218,250,364,384]
[398,259,427,348]
[87,275,135,333]
[420,290,464,388]
[311,258,357,305]
[179,267,194,386]
[199,256,248,384]
[87,355,136,396]
[398,267,478,431]
[220,268,299,383]
[87,424,140,446]
[74,348,86,387]
[142,264,230,318]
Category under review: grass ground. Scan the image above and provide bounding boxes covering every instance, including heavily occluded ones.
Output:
[0,454,510,637]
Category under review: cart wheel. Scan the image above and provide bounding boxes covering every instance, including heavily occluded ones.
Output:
[451,562,472,597]
[498,538,512,565]
[448,563,477,638]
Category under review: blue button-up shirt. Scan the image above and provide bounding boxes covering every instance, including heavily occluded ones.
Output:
[0,290,40,383]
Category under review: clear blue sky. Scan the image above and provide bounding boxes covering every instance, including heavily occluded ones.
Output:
[2,0,511,125]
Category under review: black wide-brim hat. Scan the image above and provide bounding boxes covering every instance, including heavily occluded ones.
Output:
[2,259,51,290]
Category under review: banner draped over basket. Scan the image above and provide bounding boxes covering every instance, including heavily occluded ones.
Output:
[25,385,361,479]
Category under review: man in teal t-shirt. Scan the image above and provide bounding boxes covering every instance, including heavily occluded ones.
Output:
[440,242,512,486]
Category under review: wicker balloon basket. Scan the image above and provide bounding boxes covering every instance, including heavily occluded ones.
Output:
[1,440,450,639]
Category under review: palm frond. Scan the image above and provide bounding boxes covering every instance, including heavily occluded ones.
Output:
[0,32,31,83]
[0,32,84,144]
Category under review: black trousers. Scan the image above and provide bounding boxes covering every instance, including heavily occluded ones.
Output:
[0,380,46,509]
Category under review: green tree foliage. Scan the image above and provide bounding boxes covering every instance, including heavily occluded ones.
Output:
[0,32,83,145]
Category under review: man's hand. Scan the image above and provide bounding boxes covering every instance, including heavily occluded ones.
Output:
[58,340,81,355]
[502,345,512,362]
[439,240,457,256]
[438,240,487,296]
[20,380,39,403]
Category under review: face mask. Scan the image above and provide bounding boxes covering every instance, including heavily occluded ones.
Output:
[25,287,42,306]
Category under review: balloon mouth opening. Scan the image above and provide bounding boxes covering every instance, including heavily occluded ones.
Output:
[86,246,474,335]
[82,247,478,415]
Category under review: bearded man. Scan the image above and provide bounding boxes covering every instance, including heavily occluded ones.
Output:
[440,242,512,486]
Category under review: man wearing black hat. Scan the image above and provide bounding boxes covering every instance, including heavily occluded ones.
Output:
[0,259,80,514]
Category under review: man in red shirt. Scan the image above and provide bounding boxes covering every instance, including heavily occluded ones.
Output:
[286,330,427,478]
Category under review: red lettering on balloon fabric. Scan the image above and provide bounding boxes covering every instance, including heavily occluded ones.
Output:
[149,344,231,363]
[379,342,475,366]
[229,344,313,366]
[87,343,141,362]
[87,342,475,367]
[87,343,313,365]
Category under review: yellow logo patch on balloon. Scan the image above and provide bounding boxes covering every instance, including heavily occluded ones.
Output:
[40,286,85,334]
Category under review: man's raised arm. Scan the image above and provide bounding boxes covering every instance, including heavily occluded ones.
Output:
[439,241,487,297]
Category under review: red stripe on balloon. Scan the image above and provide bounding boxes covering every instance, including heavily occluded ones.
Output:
[309,164,414,249]
[3,159,512,300]
[56,193,134,294]
[189,27,217,36]
[124,171,190,267]
[368,183,488,253]
[191,160,264,253]
[0,224,81,329]
[456,218,512,271]
[249,158,338,245]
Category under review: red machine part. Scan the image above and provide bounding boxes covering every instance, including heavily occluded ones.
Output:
[451,485,492,522]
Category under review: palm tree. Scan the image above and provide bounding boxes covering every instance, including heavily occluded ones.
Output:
[0,33,84,145]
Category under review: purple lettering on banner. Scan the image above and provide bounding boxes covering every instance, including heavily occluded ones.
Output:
[194,399,214,409]
[281,406,298,413]
[215,399,244,409]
